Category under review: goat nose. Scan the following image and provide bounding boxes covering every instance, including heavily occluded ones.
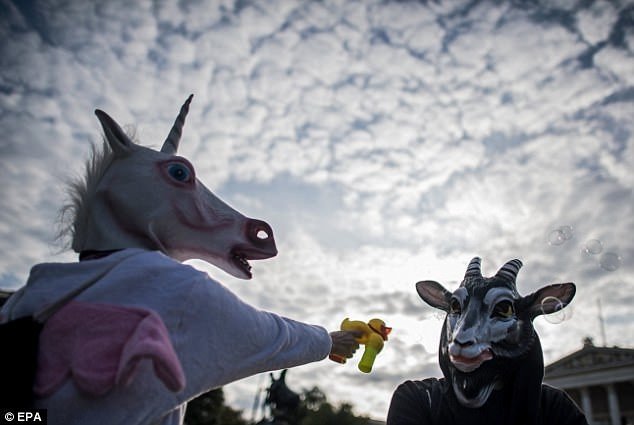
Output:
[449,337,475,357]
[246,219,278,258]
[454,331,477,347]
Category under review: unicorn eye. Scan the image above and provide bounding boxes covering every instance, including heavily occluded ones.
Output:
[449,298,462,315]
[493,300,514,319]
[167,163,192,183]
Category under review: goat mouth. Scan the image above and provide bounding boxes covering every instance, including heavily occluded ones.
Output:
[452,374,497,408]
[450,349,493,373]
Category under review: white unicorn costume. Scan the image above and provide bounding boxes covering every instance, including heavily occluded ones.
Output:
[0,96,349,425]
[2,249,330,424]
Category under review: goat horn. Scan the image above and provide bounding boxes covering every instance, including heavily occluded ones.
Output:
[161,94,193,154]
[464,257,482,278]
[495,259,523,281]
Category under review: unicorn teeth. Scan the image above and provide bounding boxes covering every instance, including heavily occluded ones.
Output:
[234,254,252,270]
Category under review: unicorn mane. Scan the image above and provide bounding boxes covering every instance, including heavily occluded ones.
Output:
[58,128,137,252]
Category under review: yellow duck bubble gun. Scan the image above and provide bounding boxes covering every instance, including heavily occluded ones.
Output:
[329,318,392,373]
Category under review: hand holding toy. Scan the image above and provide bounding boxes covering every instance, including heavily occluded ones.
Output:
[329,318,391,373]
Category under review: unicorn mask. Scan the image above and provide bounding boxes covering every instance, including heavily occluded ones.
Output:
[68,95,277,279]
[416,258,576,408]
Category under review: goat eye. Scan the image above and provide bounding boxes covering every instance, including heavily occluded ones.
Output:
[449,298,462,315]
[167,163,192,182]
[493,300,514,318]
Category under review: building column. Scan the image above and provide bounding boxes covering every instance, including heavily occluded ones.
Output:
[580,387,594,425]
[605,383,620,425]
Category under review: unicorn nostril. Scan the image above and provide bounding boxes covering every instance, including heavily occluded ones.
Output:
[246,219,277,255]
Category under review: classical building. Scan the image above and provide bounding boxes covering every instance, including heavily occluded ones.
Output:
[544,337,634,425]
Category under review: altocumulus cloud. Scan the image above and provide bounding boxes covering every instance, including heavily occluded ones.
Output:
[0,0,632,420]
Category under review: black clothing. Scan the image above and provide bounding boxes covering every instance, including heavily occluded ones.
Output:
[387,378,588,425]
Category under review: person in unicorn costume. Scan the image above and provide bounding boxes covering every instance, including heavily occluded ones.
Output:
[0,95,359,425]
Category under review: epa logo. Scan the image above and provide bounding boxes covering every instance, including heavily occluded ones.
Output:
[1,410,47,424]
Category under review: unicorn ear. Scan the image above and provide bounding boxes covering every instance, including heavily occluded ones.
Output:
[416,280,452,312]
[94,109,135,157]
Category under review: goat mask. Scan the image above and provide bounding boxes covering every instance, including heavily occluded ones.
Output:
[416,257,576,411]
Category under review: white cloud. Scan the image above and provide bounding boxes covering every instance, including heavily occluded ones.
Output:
[595,46,634,84]
[0,0,632,421]
[577,2,619,45]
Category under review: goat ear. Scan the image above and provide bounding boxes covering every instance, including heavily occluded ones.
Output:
[520,282,576,320]
[95,109,136,157]
[416,280,452,312]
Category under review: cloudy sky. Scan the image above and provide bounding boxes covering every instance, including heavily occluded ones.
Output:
[1,0,632,420]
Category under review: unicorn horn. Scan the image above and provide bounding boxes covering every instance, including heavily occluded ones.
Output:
[161,94,193,154]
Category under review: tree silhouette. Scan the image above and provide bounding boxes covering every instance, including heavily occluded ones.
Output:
[185,384,372,425]
[298,386,370,425]
[185,388,247,425]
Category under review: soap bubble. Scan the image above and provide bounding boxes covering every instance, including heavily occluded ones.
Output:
[547,229,566,246]
[540,296,570,324]
[599,252,621,272]
[583,239,603,255]
[547,225,573,246]
[559,225,574,240]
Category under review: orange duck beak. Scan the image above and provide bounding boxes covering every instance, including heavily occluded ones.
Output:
[381,325,392,341]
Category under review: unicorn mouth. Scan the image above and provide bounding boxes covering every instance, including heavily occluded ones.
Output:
[232,253,252,276]
[450,350,493,373]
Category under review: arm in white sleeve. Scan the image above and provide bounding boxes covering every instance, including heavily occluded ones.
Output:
[173,275,332,400]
